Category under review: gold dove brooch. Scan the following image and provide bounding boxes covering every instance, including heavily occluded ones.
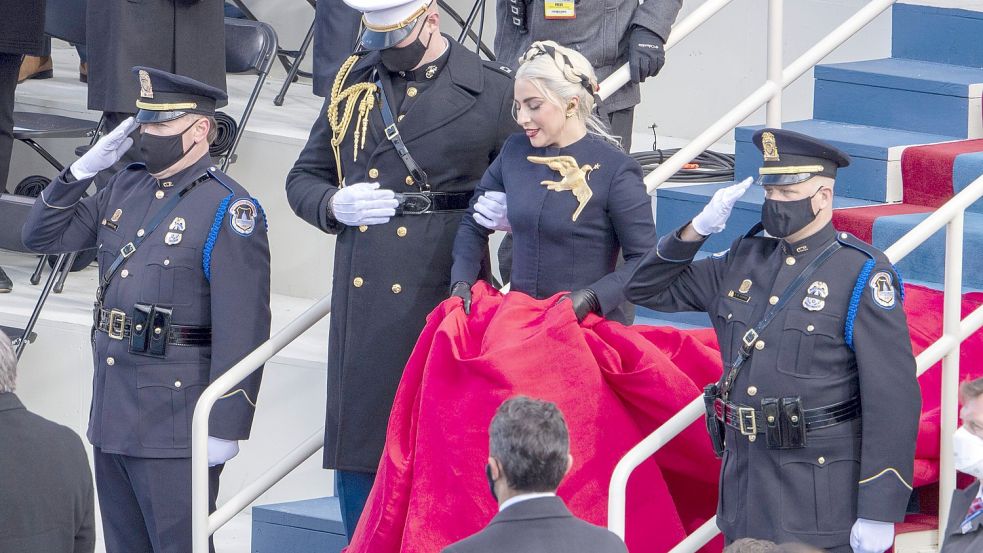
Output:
[527,155,599,221]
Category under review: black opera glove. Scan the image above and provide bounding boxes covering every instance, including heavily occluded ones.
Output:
[564,288,601,323]
[450,281,473,315]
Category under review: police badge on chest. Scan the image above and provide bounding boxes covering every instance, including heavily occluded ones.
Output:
[165,216,186,245]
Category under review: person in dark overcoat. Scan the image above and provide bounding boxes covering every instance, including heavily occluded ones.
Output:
[22,68,270,553]
[0,0,46,292]
[624,129,922,553]
[285,0,515,539]
[450,40,655,325]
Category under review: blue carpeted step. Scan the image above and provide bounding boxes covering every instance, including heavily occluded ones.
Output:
[735,120,959,203]
[814,58,983,138]
[872,210,983,289]
[252,497,347,553]
[656,181,877,253]
[953,151,983,215]
[892,4,983,69]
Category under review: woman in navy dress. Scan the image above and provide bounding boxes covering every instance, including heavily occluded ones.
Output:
[450,41,656,324]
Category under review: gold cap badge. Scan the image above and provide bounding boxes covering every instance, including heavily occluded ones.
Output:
[139,70,154,99]
[761,131,779,162]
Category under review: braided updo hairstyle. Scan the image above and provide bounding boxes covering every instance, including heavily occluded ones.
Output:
[516,41,619,146]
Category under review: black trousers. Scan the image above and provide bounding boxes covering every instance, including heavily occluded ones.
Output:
[0,53,21,192]
[94,448,222,553]
[606,106,635,153]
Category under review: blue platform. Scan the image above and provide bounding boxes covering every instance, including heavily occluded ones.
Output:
[872,211,983,289]
[953,152,983,214]
[892,4,983,68]
[252,497,347,553]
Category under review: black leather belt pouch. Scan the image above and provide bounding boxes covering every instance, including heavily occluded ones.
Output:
[129,303,152,355]
[147,306,172,358]
[781,396,807,449]
[703,384,725,458]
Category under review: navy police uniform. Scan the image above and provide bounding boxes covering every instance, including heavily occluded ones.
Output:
[285,6,515,477]
[451,133,655,323]
[22,69,270,553]
[624,130,921,551]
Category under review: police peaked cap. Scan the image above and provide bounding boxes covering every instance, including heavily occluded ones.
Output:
[132,66,228,123]
[752,128,851,185]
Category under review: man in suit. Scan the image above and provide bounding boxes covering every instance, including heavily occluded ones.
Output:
[0,330,96,553]
[286,0,515,539]
[442,396,627,553]
[942,377,983,552]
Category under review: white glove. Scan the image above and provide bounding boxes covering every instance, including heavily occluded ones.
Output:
[473,191,511,232]
[70,117,138,180]
[850,518,895,553]
[330,182,398,226]
[690,177,752,236]
[207,436,240,467]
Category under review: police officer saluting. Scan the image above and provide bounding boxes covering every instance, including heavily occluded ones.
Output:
[22,68,271,553]
[285,0,515,540]
[625,129,921,553]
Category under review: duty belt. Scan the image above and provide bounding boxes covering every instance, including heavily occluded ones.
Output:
[95,307,211,346]
[394,192,471,215]
[714,396,860,436]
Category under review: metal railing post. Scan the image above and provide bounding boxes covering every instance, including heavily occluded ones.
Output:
[766,0,784,127]
[938,214,965,540]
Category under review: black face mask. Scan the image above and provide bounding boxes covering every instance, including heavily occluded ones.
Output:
[761,188,823,238]
[380,24,434,72]
[138,120,198,174]
[485,464,499,503]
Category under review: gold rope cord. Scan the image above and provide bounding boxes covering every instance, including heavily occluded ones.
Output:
[327,55,378,186]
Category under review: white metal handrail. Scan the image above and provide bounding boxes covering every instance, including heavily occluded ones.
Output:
[191,295,332,553]
[643,0,898,195]
[608,173,983,551]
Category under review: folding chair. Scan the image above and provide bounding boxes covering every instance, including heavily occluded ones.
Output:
[219,17,279,171]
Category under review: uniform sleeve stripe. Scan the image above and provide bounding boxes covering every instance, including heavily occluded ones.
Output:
[203,193,234,282]
[40,189,80,210]
[218,388,257,408]
[858,468,913,490]
[845,258,876,350]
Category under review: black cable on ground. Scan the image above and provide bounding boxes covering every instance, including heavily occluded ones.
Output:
[13,175,51,198]
[209,111,238,158]
[631,124,736,183]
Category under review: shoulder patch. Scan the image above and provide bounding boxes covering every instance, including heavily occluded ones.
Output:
[869,270,897,310]
[228,198,257,237]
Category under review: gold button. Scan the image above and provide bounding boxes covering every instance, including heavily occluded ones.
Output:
[392,283,402,294]
[786,256,796,266]
[769,296,779,305]
[137,229,145,237]
[747,386,758,396]
[806,324,815,332]
[368,168,379,179]
[755,340,765,350]
[748,435,757,442]
[818,456,826,465]
[106,357,115,366]
[175,380,182,388]
[155,190,165,199]
[163,259,170,266]
[398,114,405,122]
[407,86,418,97]
[353,277,364,288]
[359,225,368,233]
[121,269,129,278]
[405,176,414,186]
[396,226,407,237]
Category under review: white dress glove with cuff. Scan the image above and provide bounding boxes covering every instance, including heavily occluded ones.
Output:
[473,191,511,232]
[70,117,138,180]
[330,182,398,226]
[690,177,753,236]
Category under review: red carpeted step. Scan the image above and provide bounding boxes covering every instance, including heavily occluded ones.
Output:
[832,203,934,244]
[901,139,983,207]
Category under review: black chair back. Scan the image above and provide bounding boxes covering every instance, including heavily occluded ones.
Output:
[225,18,278,75]
[44,0,86,46]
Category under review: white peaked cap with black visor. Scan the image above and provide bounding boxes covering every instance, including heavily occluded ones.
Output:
[344,0,435,51]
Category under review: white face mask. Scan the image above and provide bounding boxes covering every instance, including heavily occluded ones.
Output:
[954,426,983,479]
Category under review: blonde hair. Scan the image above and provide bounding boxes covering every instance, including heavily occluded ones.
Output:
[516,41,619,146]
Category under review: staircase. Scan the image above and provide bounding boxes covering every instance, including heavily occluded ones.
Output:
[651,3,983,294]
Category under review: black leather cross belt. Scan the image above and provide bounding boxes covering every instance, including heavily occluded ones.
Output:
[714,396,860,436]
[95,307,211,346]
[394,192,471,215]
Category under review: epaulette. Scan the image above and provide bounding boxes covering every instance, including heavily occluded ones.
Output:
[840,231,904,349]
[484,62,514,78]
[206,166,236,195]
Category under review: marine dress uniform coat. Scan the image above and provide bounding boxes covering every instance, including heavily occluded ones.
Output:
[22,153,270,457]
[286,37,515,472]
[624,222,921,551]
[86,0,226,113]
[451,133,655,324]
